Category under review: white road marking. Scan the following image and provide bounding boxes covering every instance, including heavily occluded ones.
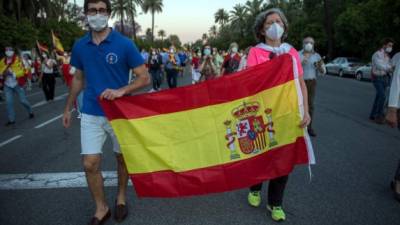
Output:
[32,93,68,108]
[0,135,23,148]
[34,114,63,129]
[34,109,75,129]
[0,171,130,190]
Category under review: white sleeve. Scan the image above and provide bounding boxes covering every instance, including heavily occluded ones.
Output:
[372,52,391,71]
[389,62,400,108]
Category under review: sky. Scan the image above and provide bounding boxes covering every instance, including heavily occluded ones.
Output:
[72,0,248,43]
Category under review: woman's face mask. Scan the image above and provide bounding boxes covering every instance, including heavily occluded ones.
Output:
[5,50,14,57]
[266,22,284,41]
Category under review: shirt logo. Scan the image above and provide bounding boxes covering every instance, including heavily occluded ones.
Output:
[106,53,118,65]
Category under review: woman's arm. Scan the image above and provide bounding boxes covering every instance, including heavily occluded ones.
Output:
[299,77,311,128]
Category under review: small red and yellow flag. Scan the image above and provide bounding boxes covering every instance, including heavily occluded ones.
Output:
[100,54,313,198]
[36,41,49,54]
[51,30,64,54]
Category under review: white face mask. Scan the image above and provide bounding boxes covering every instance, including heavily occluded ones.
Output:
[266,23,284,41]
[231,47,238,53]
[87,14,109,32]
[304,43,314,52]
[385,47,393,53]
[69,66,76,75]
[5,51,14,57]
[170,49,175,54]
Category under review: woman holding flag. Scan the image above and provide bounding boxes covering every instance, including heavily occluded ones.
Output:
[245,8,311,222]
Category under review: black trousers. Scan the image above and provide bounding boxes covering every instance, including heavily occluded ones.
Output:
[166,68,178,89]
[42,73,56,101]
[250,175,289,206]
[150,69,162,90]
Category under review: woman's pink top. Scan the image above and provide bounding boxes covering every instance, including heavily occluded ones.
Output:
[246,45,303,77]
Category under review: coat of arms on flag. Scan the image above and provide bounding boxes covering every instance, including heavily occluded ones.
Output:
[224,101,278,160]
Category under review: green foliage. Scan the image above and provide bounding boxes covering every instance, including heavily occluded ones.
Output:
[207,0,400,61]
[0,15,83,53]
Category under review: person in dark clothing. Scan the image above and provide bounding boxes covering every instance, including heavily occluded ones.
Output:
[148,49,163,92]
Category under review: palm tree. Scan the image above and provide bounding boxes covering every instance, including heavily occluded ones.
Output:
[111,0,129,35]
[245,0,264,17]
[158,29,166,42]
[214,8,229,26]
[127,0,143,40]
[142,0,163,43]
[145,28,152,41]
[202,33,208,41]
[209,25,217,38]
[230,4,248,38]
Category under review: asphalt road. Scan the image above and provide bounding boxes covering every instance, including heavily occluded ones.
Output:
[0,73,399,225]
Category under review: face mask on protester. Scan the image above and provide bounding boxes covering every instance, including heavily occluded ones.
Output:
[87,14,109,32]
[204,48,211,56]
[231,47,238,53]
[152,51,156,55]
[5,50,14,57]
[170,49,175,54]
[42,54,47,58]
[304,43,314,52]
[266,23,284,41]
[385,47,393,53]
[69,66,76,75]
[197,52,201,57]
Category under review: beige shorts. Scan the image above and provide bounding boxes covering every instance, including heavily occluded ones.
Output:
[80,113,121,155]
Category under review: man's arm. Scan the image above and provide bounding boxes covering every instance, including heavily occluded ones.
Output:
[100,64,150,100]
[62,69,84,128]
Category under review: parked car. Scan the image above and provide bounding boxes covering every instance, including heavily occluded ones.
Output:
[355,63,372,81]
[325,57,364,77]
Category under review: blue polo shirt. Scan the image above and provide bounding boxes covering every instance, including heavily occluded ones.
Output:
[70,29,144,116]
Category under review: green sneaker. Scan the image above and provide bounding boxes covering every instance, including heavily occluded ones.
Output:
[267,205,286,222]
[247,191,261,207]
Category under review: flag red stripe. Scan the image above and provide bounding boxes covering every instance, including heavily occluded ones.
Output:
[101,54,295,120]
[130,137,308,198]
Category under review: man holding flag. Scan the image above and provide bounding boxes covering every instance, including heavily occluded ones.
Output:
[62,0,150,224]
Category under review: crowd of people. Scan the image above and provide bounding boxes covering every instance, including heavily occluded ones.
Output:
[1,0,400,224]
[138,41,248,92]
[0,47,85,125]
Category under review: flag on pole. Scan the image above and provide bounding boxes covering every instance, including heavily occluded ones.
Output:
[51,30,64,54]
[100,54,314,198]
[36,41,49,54]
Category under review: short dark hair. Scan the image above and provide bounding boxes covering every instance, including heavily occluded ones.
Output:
[84,0,111,14]
[381,37,394,46]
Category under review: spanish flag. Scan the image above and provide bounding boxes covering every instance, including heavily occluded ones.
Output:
[36,41,49,54]
[51,30,64,54]
[100,54,314,198]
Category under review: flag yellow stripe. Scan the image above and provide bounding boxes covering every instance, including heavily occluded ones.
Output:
[111,81,304,174]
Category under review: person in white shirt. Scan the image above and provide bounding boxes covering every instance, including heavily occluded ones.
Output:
[40,53,57,101]
[370,38,394,123]
[299,37,326,137]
